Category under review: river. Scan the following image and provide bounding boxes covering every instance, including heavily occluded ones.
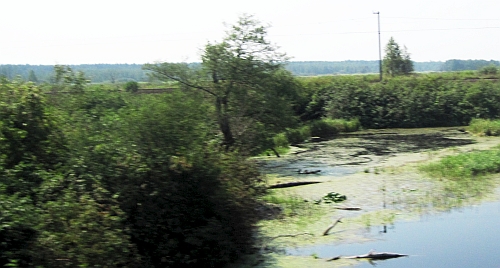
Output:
[287,198,500,267]
[255,127,500,267]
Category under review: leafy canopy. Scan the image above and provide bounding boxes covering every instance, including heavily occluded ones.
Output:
[143,14,298,153]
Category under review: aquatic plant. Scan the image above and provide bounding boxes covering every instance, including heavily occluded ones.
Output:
[314,192,347,204]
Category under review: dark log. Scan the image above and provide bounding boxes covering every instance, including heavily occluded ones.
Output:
[333,206,362,211]
[323,217,343,236]
[268,181,321,189]
[344,250,408,260]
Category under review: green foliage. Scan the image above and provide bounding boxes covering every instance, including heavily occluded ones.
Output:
[478,65,499,75]
[309,118,360,138]
[0,191,39,267]
[0,79,66,193]
[124,81,139,92]
[34,179,139,268]
[464,81,500,119]
[382,37,414,76]
[52,65,89,93]
[309,119,340,137]
[420,149,500,180]
[306,75,500,129]
[468,119,500,136]
[273,132,289,148]
[62,89,265,267]
[0,79,142,267]
[285,125,312,145]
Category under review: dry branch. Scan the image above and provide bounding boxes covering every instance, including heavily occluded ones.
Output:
[323,217,343,236]
[326,255,341,261]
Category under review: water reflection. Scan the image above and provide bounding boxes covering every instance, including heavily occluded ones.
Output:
[288,201,500,267]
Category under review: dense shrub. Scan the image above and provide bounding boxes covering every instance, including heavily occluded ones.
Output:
[307,75,500,129]
[309,118,360,138]
[124,81,139,92]
[285,125,312,145]
[63,91,265,267]
[1,80,266,267]
[478,65,498,75]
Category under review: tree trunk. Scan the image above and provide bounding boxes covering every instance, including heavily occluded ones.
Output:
[216,96,235,148]
[212,71,235,148]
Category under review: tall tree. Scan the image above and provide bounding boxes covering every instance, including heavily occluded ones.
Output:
[143,14,297,152]
[52,65,89,92]
[382,37,414,76]
[27,70,38,83]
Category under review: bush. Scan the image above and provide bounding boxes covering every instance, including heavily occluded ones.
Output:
[309,119,340,137]
[478,65,498,75]
[273,132,289,148]
[309,118,360,138]
[286,125,311,145]
[124,81,139,92]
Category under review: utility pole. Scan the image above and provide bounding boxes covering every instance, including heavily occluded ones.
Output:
[374,11,382,81]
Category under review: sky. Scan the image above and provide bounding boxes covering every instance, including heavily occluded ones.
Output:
[1,0,499,65]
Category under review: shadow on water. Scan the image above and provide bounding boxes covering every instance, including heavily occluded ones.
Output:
[287,200,500,268]
[259,128,474,178]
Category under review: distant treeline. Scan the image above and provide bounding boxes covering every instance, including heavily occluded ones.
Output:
[1,60,499,83]
[286,61,445,75]
[0,64,148,83]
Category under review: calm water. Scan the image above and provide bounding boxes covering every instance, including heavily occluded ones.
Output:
[288,201,500,268]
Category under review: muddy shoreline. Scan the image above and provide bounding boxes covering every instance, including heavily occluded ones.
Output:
[252,127,500,267]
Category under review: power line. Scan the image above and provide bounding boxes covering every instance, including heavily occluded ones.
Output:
[385,16,500,21]
[384,26,500,33]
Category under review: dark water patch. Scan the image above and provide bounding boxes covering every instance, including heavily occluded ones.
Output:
[259,128,475,178]
[287,201,500,267]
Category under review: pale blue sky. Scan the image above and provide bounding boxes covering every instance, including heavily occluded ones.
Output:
[1,0,499,64]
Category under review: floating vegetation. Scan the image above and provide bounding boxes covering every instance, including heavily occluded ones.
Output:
[314,192,347,204]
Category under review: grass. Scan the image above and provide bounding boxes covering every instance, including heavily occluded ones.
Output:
[420,148,500,180]
[262,191,310,217]
[468,118,500,136]
[419,147,500,199]
[258,189,324,239]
